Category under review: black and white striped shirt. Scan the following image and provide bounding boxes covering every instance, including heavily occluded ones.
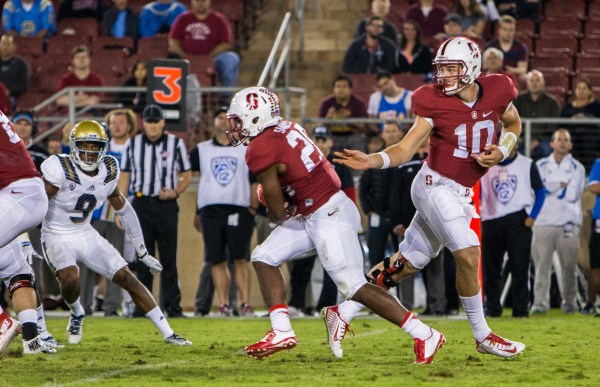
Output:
[121,133,191,197]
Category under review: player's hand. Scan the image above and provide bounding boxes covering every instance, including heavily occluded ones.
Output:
[524,217,535,228]
[193,214,202,233]
[393,224,406,238]
[472,145,503,168]
[20,240,35,265]
[159,188,178,201]
[333,149,374,170]
[138,252,163,275]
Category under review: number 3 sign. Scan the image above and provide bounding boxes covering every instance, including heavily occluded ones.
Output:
[147,59,189,132]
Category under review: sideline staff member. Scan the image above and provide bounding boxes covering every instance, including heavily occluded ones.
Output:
[119,104,191,317]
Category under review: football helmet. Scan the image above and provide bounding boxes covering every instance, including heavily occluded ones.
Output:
[226,86,282,146]
[69,120,108,172]
[433,37,481,95]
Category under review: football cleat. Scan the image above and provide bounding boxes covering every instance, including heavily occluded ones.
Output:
[165,333,192,346]
[0,312,20,357]
[321,305,352,359]
[66,314,84,344]
[23,336,57,354]
[476,332,525,358]
[213,304,232,317]
[414,328,446,364]
[244,329,297,360]
[240,304,255,317]
[41,335,65,349]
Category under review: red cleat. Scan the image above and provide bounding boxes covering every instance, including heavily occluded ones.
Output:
[0,310,21,358]
[244,329,297,360]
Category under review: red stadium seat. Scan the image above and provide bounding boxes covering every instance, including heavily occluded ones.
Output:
[540,20,582,38]
[90,55,125,85]
[589,3,600,21]
[56,18,99,41]
[16,92,53,111]
[188,55,216,86]
[516,18,536,40]
[575,73,600,87]
[542,71,570,90]
[128,0,147,13]
[46,34,89,56]
[576,55,600,74]
[93,36,135,55]
[349,74,376,106]
[544,86,568,105]
[394,73,428,91]
[580,38,600,55]
[14,36,44,58]
[585,20,600,37]
[530,53,574,73]
[137,37,169,60]
[544,0,586,21]
[535,37,579,57]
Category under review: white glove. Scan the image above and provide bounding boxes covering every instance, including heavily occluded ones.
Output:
[21,240,34,265]
[138,252,163,276]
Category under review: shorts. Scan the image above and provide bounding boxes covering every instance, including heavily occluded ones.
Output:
[41,227,127,280]
[0,239,33,287]
[201,209,254,264]
[590,219,600,269]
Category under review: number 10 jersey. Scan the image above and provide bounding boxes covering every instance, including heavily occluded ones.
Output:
[41,155,120,235]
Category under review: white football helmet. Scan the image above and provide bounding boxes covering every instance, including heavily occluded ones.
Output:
[433,37,482,95]
[226,86,282,146]
[69,120,109,172]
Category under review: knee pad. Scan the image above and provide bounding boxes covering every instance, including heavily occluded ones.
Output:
[8,273,35,298]
[366,256,405,290]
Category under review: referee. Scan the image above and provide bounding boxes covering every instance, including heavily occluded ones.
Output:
[119,104,192,318]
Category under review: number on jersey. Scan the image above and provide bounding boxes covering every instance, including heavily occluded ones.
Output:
[285,129,324,172]
[453,120,494,158]
[70,194,98,224]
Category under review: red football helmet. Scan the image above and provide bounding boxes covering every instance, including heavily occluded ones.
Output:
[433,37,482,95]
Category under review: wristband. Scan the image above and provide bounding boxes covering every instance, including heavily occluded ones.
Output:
[378,151,390,169]
[498,132,518,161]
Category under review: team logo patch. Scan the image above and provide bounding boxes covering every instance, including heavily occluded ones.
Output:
[492,175,518,204]
[471,111,478,119]
[246,93,259,110]
[69,183,76,191]
[211,157,238,187]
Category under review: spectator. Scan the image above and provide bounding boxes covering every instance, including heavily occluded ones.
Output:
[2,0,56,38]
[119,104,192,318]
[583,158,600,316]
[366,132,385,154]
[483,15,528,81]
[482,47,518,87]
[433,13,463,53]
[46,137,62,155]
[531,129,585,314]
[405,0,448,41]
[495,0,539,21]
[139,0,186,38]
[168,0,240,91]
[190,107,257,317]
[561,78,600,169]
[12,110,48,171]
[318,74,369,152]
[0,34,28,107]
[480,146,546,318]
[355,0,398,43]
[342,15,399,74]
[120,60,147,113]
[368,70,412,126]
[514,70,561,159]
[57,0,107,21]
[56,45,104,107]
[452,0,486,40]
[102,0,139,40]
[397,19,433,75]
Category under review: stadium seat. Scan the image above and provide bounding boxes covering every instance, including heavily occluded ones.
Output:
[540,20,582,38]
[543,0,586,21]
[46,35,89,57]
[93,36,135,55]
[575,73,600,87]
[544,86,568,105]
[530,53,574,74]
[535,37,579,57]
[137,37,169,60]
[188,55,216,87]
[16,92,53,111]
[584,20,600,37]
[90,55,125,85]
[349,74,376,106]
[56,18,99,41]
[14,36,44,58]
[576,55,600,74]
[542,71,570,90]
[394,73,428,91]
[589,3,600,21]
[128,0,147,13]
[580,38,600,55]
[516,18,536,40]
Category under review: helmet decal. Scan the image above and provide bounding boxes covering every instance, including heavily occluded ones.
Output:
[246,93,259,110]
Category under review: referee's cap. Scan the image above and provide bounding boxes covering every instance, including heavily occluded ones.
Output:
[143,104,163,122]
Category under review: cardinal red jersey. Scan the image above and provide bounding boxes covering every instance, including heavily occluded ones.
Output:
[0,110,40,189]
[246,121,341,216]
[412,74,518,188]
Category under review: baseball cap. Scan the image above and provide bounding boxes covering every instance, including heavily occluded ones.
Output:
[143,104,163,122]
[13,111,34,125]
[444,13,462,25]
[312,126,331,139]
[213,106,229,118]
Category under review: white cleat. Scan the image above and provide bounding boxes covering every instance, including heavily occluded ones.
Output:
[413,328,446,364]
[23,336,57,354]
[476,332,525,358]
[66,314,84,345]
[0,312,20,357]
[41,335,65,349]
[165,333,192,346]
[321,305,351,359]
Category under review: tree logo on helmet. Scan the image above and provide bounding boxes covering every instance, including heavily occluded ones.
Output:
[246,93,259,110]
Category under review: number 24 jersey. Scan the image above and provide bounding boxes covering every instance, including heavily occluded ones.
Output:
[41,155,120,235]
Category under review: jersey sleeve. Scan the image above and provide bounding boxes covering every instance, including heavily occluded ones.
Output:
[498,74,518,112]
[41,155,64,188]
[410,86,433,120]
[246,137,279,176]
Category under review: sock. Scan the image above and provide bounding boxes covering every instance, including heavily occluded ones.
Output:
[401,311,432,340]
[146,306,174,338]
[18,309,38,341]
[338,300,364,323]
[269,304,292,332]
[36,305,50,338]
[67,298,85,317]
[460,291,492,342]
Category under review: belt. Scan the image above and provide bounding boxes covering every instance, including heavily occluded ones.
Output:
[135,195,167,202]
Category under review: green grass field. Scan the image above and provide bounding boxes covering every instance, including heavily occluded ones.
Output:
[1,311,599,386]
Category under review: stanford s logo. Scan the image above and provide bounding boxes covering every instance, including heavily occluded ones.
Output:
[211,157,238,187]
[425,175,433,186]
[246,93,259,110]
[471,111,478,119]
[492,175,518,204]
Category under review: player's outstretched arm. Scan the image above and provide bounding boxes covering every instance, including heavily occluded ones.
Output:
[473,104,522,168]
[333,116,432,170]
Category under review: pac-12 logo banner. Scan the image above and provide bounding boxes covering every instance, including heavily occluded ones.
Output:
[246,93,259,110]
[492,175,517,204]
[211,157,238,187]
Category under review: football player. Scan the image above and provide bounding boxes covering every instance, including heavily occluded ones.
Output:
[333,37,526,359]
[40,121,191,346]
[227,87,442,363]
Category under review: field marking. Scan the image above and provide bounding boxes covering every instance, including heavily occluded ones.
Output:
[47,359,189,387]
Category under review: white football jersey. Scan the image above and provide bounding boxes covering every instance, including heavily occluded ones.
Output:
[41,154,120,235]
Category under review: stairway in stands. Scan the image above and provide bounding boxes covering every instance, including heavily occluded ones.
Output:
[238,0,367,121]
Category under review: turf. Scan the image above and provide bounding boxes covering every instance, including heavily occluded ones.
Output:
[1,311,598,386]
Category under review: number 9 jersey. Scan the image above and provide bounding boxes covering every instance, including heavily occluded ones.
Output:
[41,154,120,235]
[412,74,518,188]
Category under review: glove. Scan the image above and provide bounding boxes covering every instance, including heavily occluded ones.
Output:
[138,252,163,276]
[21,240,34,265]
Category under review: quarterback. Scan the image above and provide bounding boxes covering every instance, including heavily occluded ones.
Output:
[227,87,442,363]
[40,121,191,346]
[333,37,525,359]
